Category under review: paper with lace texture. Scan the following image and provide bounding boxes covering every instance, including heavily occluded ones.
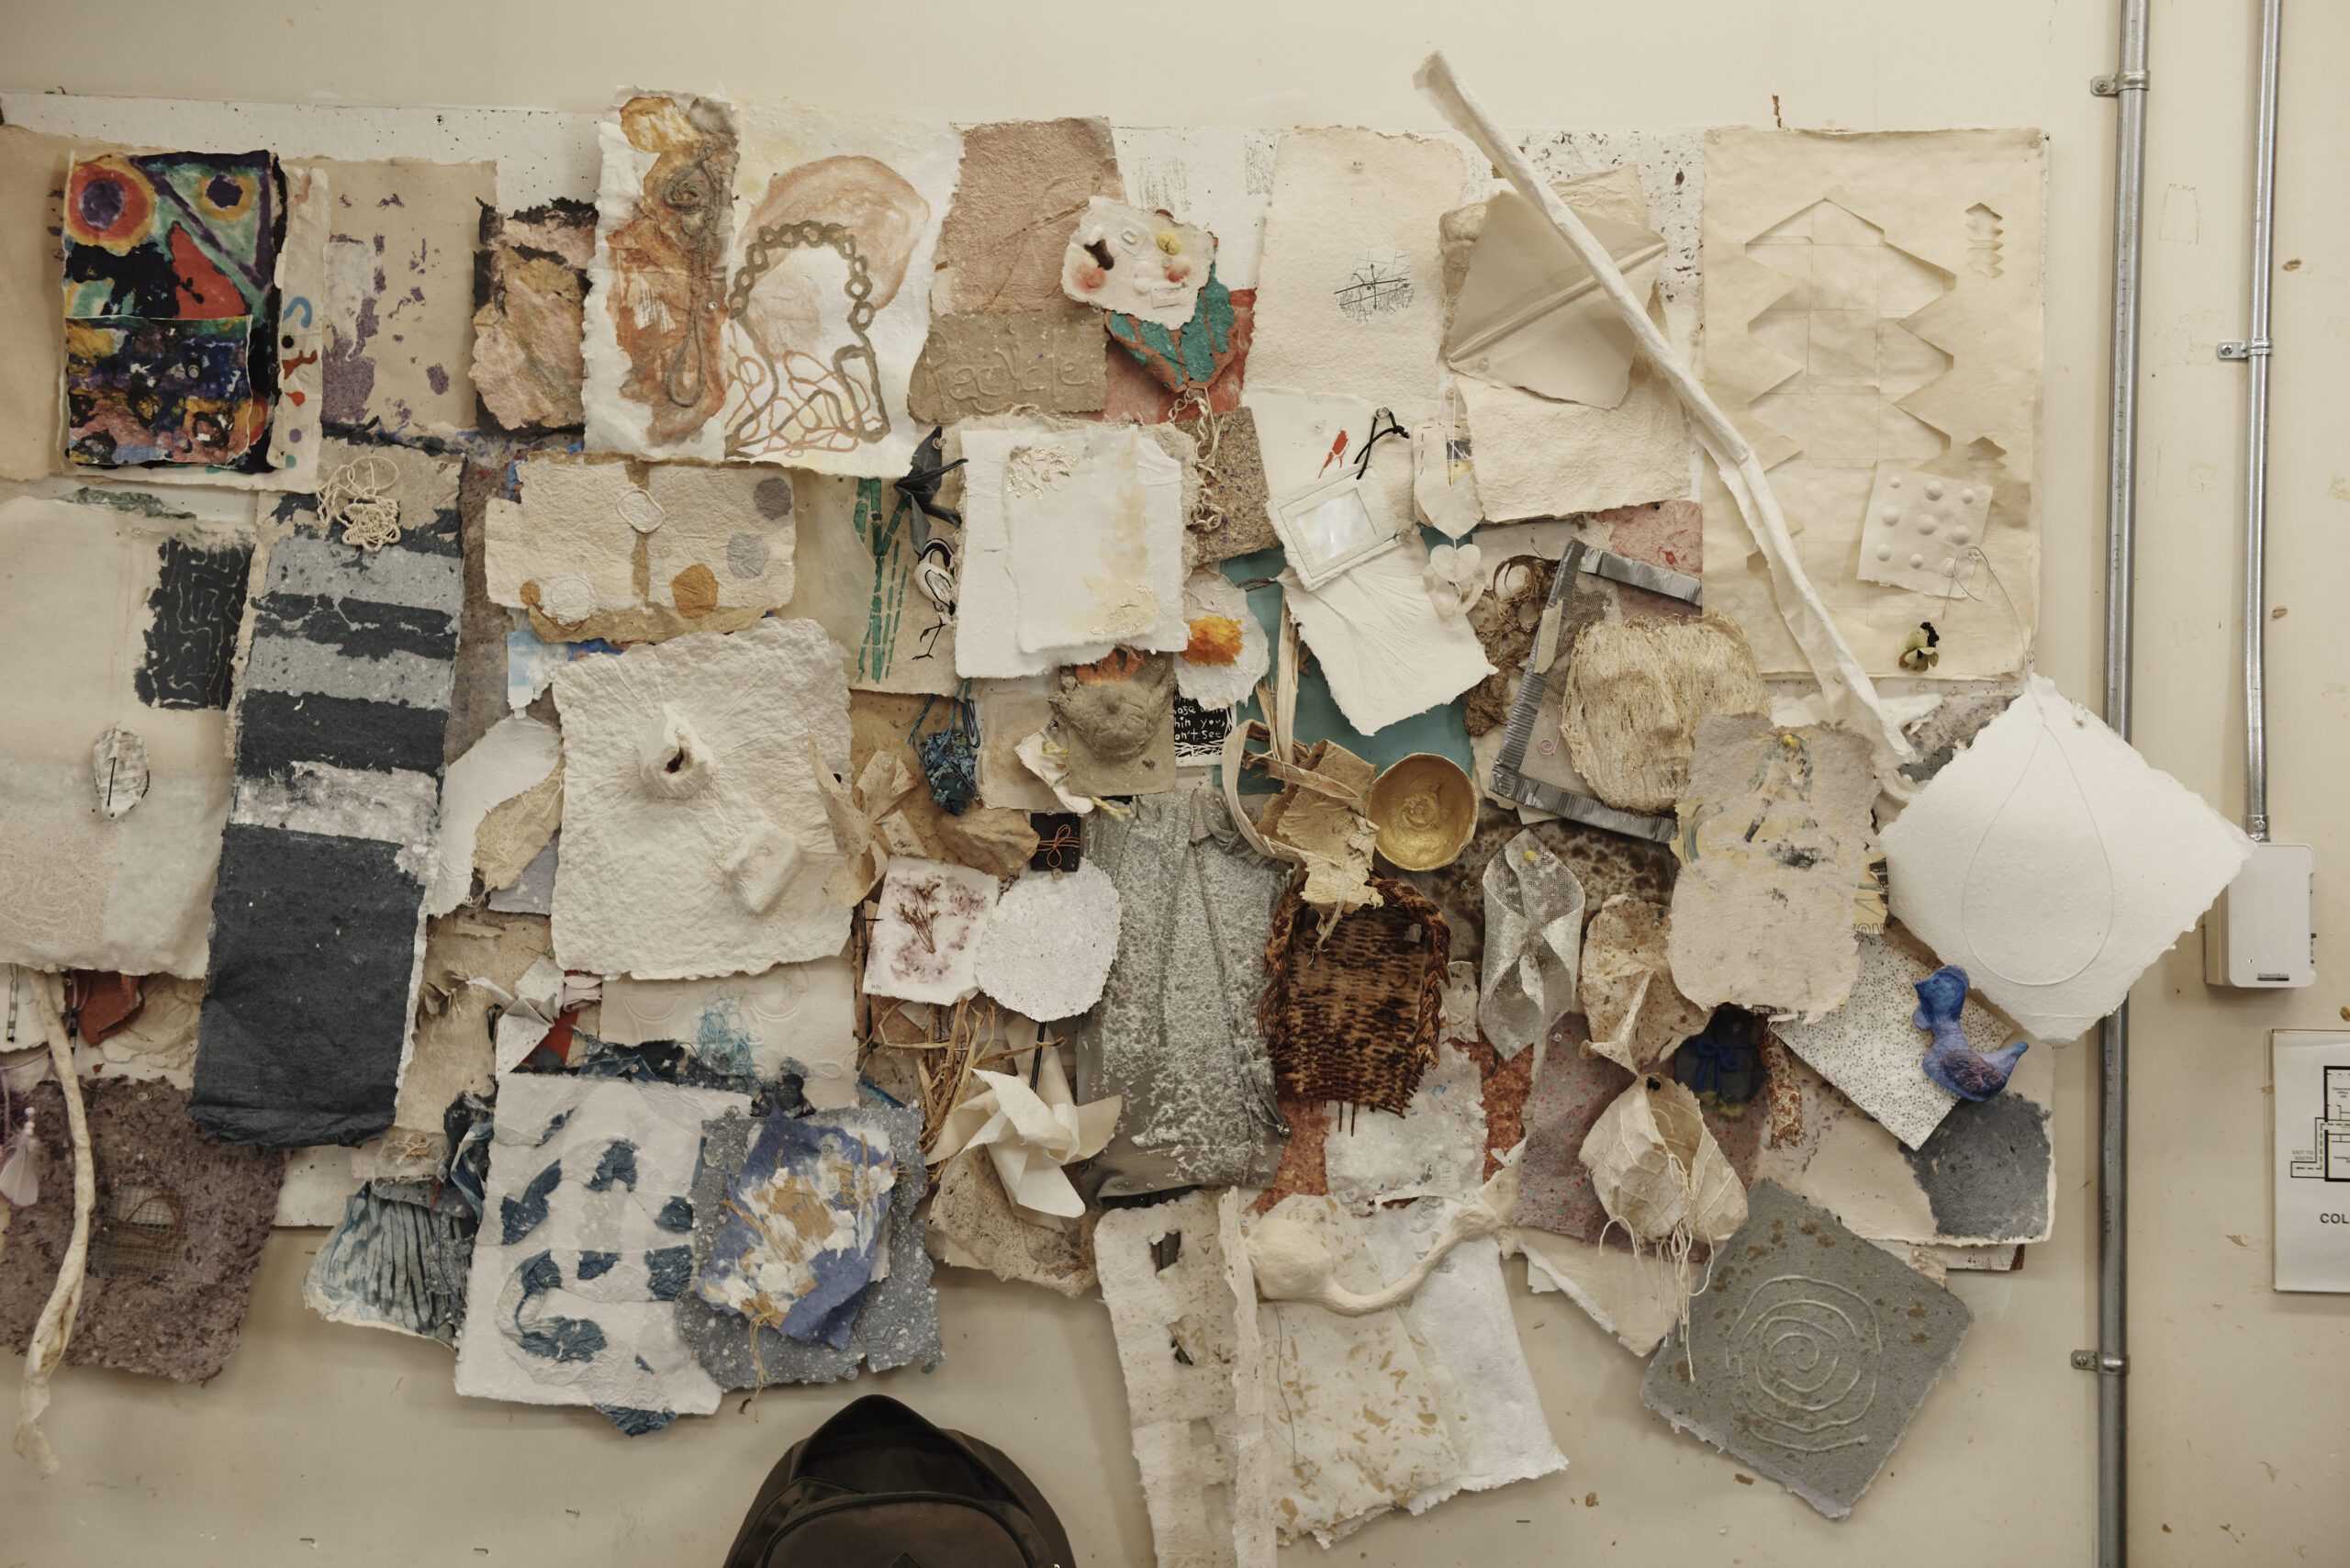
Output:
[1669,715,1876,1022]
[1579,895,1711,1072]
[1880,672,2252,1043]
[0,498,249,979]
[1279,541,1495,736]
[1324,1042,1486,1213]
[1248,128,1476,410]
[1363,1213,1566,1508]
[550,619,851,980]
[1249,1194,1462,1545]
[719,100,962,476]
[1002,426,1188,656]
[599,957,858,1105]
[862,857,997,1006]
[453,1075,748,1416]
[1096,1190,1276,1568]
[1699,128,2044,678]
[973,863,1121,1022]
[1478,831,1585,1058]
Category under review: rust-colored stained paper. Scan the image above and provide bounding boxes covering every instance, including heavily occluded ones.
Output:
[472,200,593,434]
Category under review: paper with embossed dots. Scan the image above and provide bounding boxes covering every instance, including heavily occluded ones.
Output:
[453,1075,750,1418]
[550,618,852,980]
[862,857,998,1006]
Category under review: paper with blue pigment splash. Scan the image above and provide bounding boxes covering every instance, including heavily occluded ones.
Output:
[191,445,464,1148]
[678,1098,942,1389]
[698,1108,896,1349]
[62,150,281,470]
[304,1187,475,1347]
[453,1074,748,1417]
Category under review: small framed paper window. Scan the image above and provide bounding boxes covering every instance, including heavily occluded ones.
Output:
[1271,473,1402,590]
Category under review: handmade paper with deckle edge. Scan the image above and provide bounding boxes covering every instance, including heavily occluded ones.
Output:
[310,156,489,439]
[1699,128,2045,678]
[698,1107,896,1350]
[1002,426,1188,657]
[549,618,851,980]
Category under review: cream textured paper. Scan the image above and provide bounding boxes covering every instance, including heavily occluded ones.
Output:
[954,424,1110,679]
[1699,129,2045,678]
[1095,1190,1276,1568]
[1248,128,1476,410]
[599,957,857,1103]
[720,100,962,477]
[1669,715,1876,1020]
[1514,1228,1688,1357]
[453,1075,748,1416]
[551,619,851,979]
[1280,542,1495,735]
[1881,674,2252,1042]
[1003,426,1188,656]
[487,454,797,644]
[0,498,249,978]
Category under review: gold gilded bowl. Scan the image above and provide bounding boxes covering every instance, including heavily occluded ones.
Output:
[1365,753,1477,871]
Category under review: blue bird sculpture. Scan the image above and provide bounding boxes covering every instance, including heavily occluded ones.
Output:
[1912,966,2029,1101]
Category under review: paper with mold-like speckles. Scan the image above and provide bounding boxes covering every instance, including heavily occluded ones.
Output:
[453,1074,748,1416]
[305,156,489,439]
[551,618,851,980]
[862,857,997,1005]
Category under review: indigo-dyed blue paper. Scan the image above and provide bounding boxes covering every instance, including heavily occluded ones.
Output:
[699,1110,895,1350]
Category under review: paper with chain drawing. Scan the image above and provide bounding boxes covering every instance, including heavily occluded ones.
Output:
[1699,129,2043,678]
[720,101,961,476]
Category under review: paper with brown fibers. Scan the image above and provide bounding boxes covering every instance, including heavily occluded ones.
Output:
[1559,611,1766,813]
[486,453,797,644]
[1578,894,1711,1073]
[550,618,851,980]
[472,201,594,434]
[1700,128,2044,678]
[1447,185,1667,409]
[1669,715,1877,1021]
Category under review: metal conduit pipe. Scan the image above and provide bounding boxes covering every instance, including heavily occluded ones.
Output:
[2228,0,2284,843]
[2086,2,2152,1564]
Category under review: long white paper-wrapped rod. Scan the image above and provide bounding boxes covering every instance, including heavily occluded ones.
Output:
[1414,51,1915,769]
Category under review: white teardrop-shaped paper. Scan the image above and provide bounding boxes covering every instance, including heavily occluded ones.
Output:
[1958,713,2114,988]
[91,724,149,819]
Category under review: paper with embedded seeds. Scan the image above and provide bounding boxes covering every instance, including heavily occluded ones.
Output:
[600,956,858,1105]
[1250,1194,1462,1545]
[863,857,997,1005]
[1699,128,2044,678]
[1002,426,1188,657]
[551,619,851,980]
[1095,1190,1276,1568]
[0,497,250,979]
[453,1074,749,1417]
[1248,128,1475,410]
[1772,935,1978,1149]
[719,99,962,476]
[1669,715,1876,1021]
[1881,673,2252,1042]
[487,454,797,644]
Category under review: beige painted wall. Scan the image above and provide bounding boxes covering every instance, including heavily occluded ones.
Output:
[1,2,2342,1562]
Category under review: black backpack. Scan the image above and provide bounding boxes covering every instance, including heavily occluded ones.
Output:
[722,1395,1075,1568]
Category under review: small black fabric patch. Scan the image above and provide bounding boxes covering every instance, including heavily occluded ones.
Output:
[136,536,252,710]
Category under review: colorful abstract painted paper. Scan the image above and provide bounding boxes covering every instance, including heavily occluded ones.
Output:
[62,151,280,469]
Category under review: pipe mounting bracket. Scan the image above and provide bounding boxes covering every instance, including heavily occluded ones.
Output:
[2071,1350,2129,1375]
[2217,339,2272,360]
[2091,71,2150,95]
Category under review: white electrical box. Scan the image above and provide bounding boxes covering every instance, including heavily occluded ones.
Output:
[2205,840,2316,988]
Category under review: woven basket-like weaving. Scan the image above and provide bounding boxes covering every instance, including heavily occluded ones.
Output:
[1259,873,1449,1115]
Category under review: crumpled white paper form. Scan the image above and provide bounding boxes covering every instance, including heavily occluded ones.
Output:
[1280,542,1495,736]
[1364,1213,1566,1509]
[1881,673,2253,1042]
[720,99,962,477]
[1002,426,1188,657]
[485,454,797,641]
[862,857,998,1005]
[1248,127,1476,410]
[551,618,851,980]
[1447,187,1664,409]
[1699,128,2045,679]
[1177,571,1269,711]
[1669,715,1878,1021]
[453,1074,749,1417]
[1772,935,1977,1149]
[487,954,566,1074]
[1249,1194,1462,1546]
[1479,831,1585,1058]
[1512,1227,1689,1357]
[1580,1075,1747,1249]
[599,955,858,1105]
[1061,196,1213,328]
[972,863,1120,1022]
[1325,1041,1486,1213]
[1095,1189,1276,1568]
[425,715,561,918]
[0,498,248,979]
[926,1047,1120,1223]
